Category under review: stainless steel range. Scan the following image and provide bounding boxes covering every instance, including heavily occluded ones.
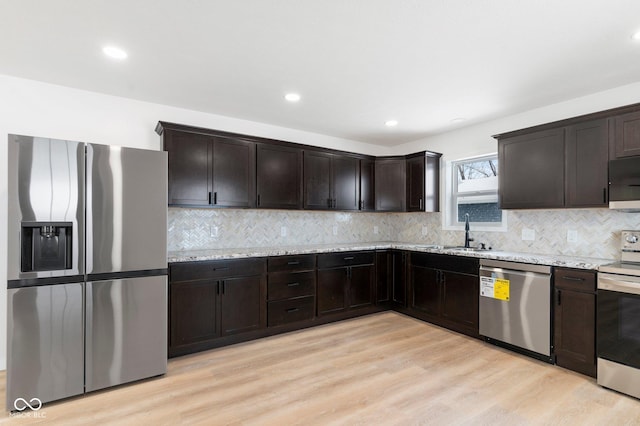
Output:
[597,230,640,399]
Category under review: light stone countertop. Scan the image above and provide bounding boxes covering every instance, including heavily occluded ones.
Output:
[168,242,615,271]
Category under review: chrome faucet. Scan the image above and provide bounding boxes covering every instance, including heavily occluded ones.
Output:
[464,213,474,248]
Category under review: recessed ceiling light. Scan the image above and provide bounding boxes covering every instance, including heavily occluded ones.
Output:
[632,30,640,41]
[385,120,398,127]
[103,45,128,60]
[284,93,301,102]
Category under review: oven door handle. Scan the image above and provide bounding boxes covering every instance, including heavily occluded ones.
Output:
[598,274,640,295]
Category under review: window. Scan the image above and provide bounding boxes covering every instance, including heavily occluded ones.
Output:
[445,154,506,231]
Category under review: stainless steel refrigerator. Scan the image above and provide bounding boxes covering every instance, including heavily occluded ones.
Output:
[6,135,168,409]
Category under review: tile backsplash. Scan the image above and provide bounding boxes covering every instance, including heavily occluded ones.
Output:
[168,207,640,260]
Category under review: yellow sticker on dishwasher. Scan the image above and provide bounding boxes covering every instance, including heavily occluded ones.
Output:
[494,278,510,301]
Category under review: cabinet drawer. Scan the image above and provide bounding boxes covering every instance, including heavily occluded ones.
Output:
[170,258,266,282]
[268,296,315,326]
[268,271,316,300]
[317,251,375,269]
[268,254,316,273]
[554,268,596,292]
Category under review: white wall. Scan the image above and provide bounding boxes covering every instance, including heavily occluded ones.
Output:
[0,74,386,371]
[396,81,640,159]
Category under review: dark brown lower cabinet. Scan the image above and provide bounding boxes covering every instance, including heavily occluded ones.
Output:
[317,251,375,316]
[168,258,266,357]
[554,268,596,377]
[376,250,408,308]
[408,253,479,338]
[267,254,316,327]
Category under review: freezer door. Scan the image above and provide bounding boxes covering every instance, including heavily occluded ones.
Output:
[85,275,168,392]
[6,284,84,409]
[86,144,167,274]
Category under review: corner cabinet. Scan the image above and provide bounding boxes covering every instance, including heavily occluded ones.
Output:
[408,253,479,338]
[376,250,407,308]
[157,122,256,208]
[375,158,406,212]
[168,258,266,357]
[553,268,596,377]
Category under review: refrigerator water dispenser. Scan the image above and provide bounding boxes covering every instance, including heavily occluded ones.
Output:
[21,221,73,272]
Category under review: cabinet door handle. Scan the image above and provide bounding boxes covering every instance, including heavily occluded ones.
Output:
[257,194,261,207]
[562,276,584,281]
[208,191,212,204]
[557,289,561,305]
[287,261,300,265]
[344,256,355,261]
[213,192,218,205]
[212,267,229,272]
[603,187,607,204]
[419,198,423,210]
[287,282,300,287]
[286,308,300,313]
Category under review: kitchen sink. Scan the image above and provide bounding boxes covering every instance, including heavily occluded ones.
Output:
[444,246,490,252]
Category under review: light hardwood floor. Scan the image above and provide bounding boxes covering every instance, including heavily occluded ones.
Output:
[2,311,640,425]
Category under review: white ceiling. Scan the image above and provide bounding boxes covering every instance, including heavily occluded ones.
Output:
[2,1,640,146]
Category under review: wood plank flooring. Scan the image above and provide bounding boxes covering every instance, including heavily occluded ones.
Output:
[1,311,640,425]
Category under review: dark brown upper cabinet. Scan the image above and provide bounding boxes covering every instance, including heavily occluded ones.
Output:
[359,158,375,211]
[565,119,609,207]
[158,123,256,208]
[256,143,302,209]
[303,151,359,210]
[498,128,566,209]
[157,121,441,213]
[614,110,640,158]
[497,119,609,209]
[375,157,406,212]
[406,152,441,212]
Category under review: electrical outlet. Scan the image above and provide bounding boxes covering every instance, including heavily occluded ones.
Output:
[373,226,379,235]
[210,226,219,238]
[333,225,338,236]
[567,229,578,243]
[422,226,428,236]
[521,228,535,241]
[280,226,287,237]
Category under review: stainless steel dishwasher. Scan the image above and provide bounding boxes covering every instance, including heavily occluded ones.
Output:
[479,259,553,362]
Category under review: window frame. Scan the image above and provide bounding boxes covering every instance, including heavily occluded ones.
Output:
[443,153,507,232]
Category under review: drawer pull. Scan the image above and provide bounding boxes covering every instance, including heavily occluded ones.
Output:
[561,276,585,281]
[287,282,300,287]
[343,256,355,261]
[213,267,229,271]
[286,308,300,313]
[287,261,300,265]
